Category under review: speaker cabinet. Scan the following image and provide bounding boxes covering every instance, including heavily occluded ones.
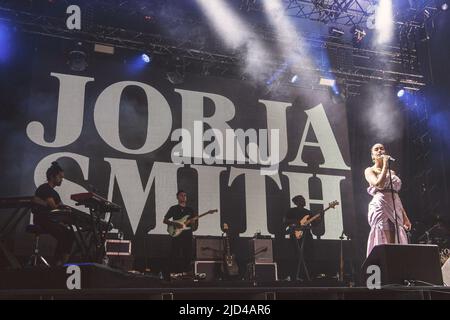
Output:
[362,244,443,286]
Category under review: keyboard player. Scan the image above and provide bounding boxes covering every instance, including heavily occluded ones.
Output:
[32,162,74,266]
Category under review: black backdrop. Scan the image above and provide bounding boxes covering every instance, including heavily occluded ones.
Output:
[2,29,448,277]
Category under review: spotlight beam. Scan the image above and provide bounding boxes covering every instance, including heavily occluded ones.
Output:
[376,0,394,45]
[262,0,316,75]
[196,0,271,79]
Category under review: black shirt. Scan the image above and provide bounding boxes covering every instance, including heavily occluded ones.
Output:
[164,205,195,221]
[285,207,313,239]
[33,183,61,215]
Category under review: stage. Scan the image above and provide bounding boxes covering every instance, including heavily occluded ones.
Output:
[2,285,450,300]
[0,264,449,300]
[1,0,450,302]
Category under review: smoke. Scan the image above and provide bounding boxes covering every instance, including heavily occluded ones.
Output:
[375,0,394,46]
[263,0,316,75]
[363,86,405,143]
[242,38,272,81]
[155,3,209,48]
[195,0,273,81]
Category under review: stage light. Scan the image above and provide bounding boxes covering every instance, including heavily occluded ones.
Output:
[319,77,336,87]
[329,85,347,104]
[397,89,405,98]
[351,26,367,47]
[442,3,449,11]
[68,50,88,72]
[332,85,340,95]
[329,27,345,37]
[141,54,151,64]
[128,52,153,74]
[94,44,114,55]
[290,74,299,83]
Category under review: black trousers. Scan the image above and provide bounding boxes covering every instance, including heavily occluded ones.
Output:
[169,230,193,273]
[34,215,75,264]
[290,236,312,281]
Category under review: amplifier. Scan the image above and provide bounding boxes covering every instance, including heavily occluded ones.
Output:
[195,236,224,261]
[249,239,273,263]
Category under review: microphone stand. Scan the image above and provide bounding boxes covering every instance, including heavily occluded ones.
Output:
[387,159,400,244]
[339,230,345,282]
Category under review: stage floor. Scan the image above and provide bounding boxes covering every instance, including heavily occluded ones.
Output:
[1,285,450,300]
[1,264,449,300]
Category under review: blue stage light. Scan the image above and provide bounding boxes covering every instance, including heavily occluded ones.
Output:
[0,23,12,63]
[332,84,340,95]
[141,54,151,64]
[397,89,405,98]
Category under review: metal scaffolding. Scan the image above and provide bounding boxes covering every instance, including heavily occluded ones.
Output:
[0,1,430,95]
[241,0,441,28]
[241,0,375,27]
[0,6,426,95]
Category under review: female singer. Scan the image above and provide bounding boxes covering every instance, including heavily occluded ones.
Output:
[365,143,412,256]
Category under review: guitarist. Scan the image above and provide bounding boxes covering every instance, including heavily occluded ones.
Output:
[284,195,319,282]
[163,190,198,277]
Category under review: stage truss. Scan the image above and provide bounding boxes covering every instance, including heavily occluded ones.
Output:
[0,0,438,95]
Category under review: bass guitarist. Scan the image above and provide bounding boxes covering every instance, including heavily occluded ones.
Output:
[284,195,317,282]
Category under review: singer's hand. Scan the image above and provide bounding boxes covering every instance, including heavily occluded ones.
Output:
[381,155,391,164]
[403,217,412,231]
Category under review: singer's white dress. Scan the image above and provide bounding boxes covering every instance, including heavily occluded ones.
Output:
[366,172,408,256]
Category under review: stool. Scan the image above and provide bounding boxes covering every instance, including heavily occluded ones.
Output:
[26,224,50,267]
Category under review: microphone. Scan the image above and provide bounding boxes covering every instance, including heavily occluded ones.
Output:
[381,154,396,162]
[388,156,396,162]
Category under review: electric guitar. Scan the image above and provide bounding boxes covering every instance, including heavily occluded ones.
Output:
[167,209,218,237]
[221,223,239,277]
[286,200,339,239]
